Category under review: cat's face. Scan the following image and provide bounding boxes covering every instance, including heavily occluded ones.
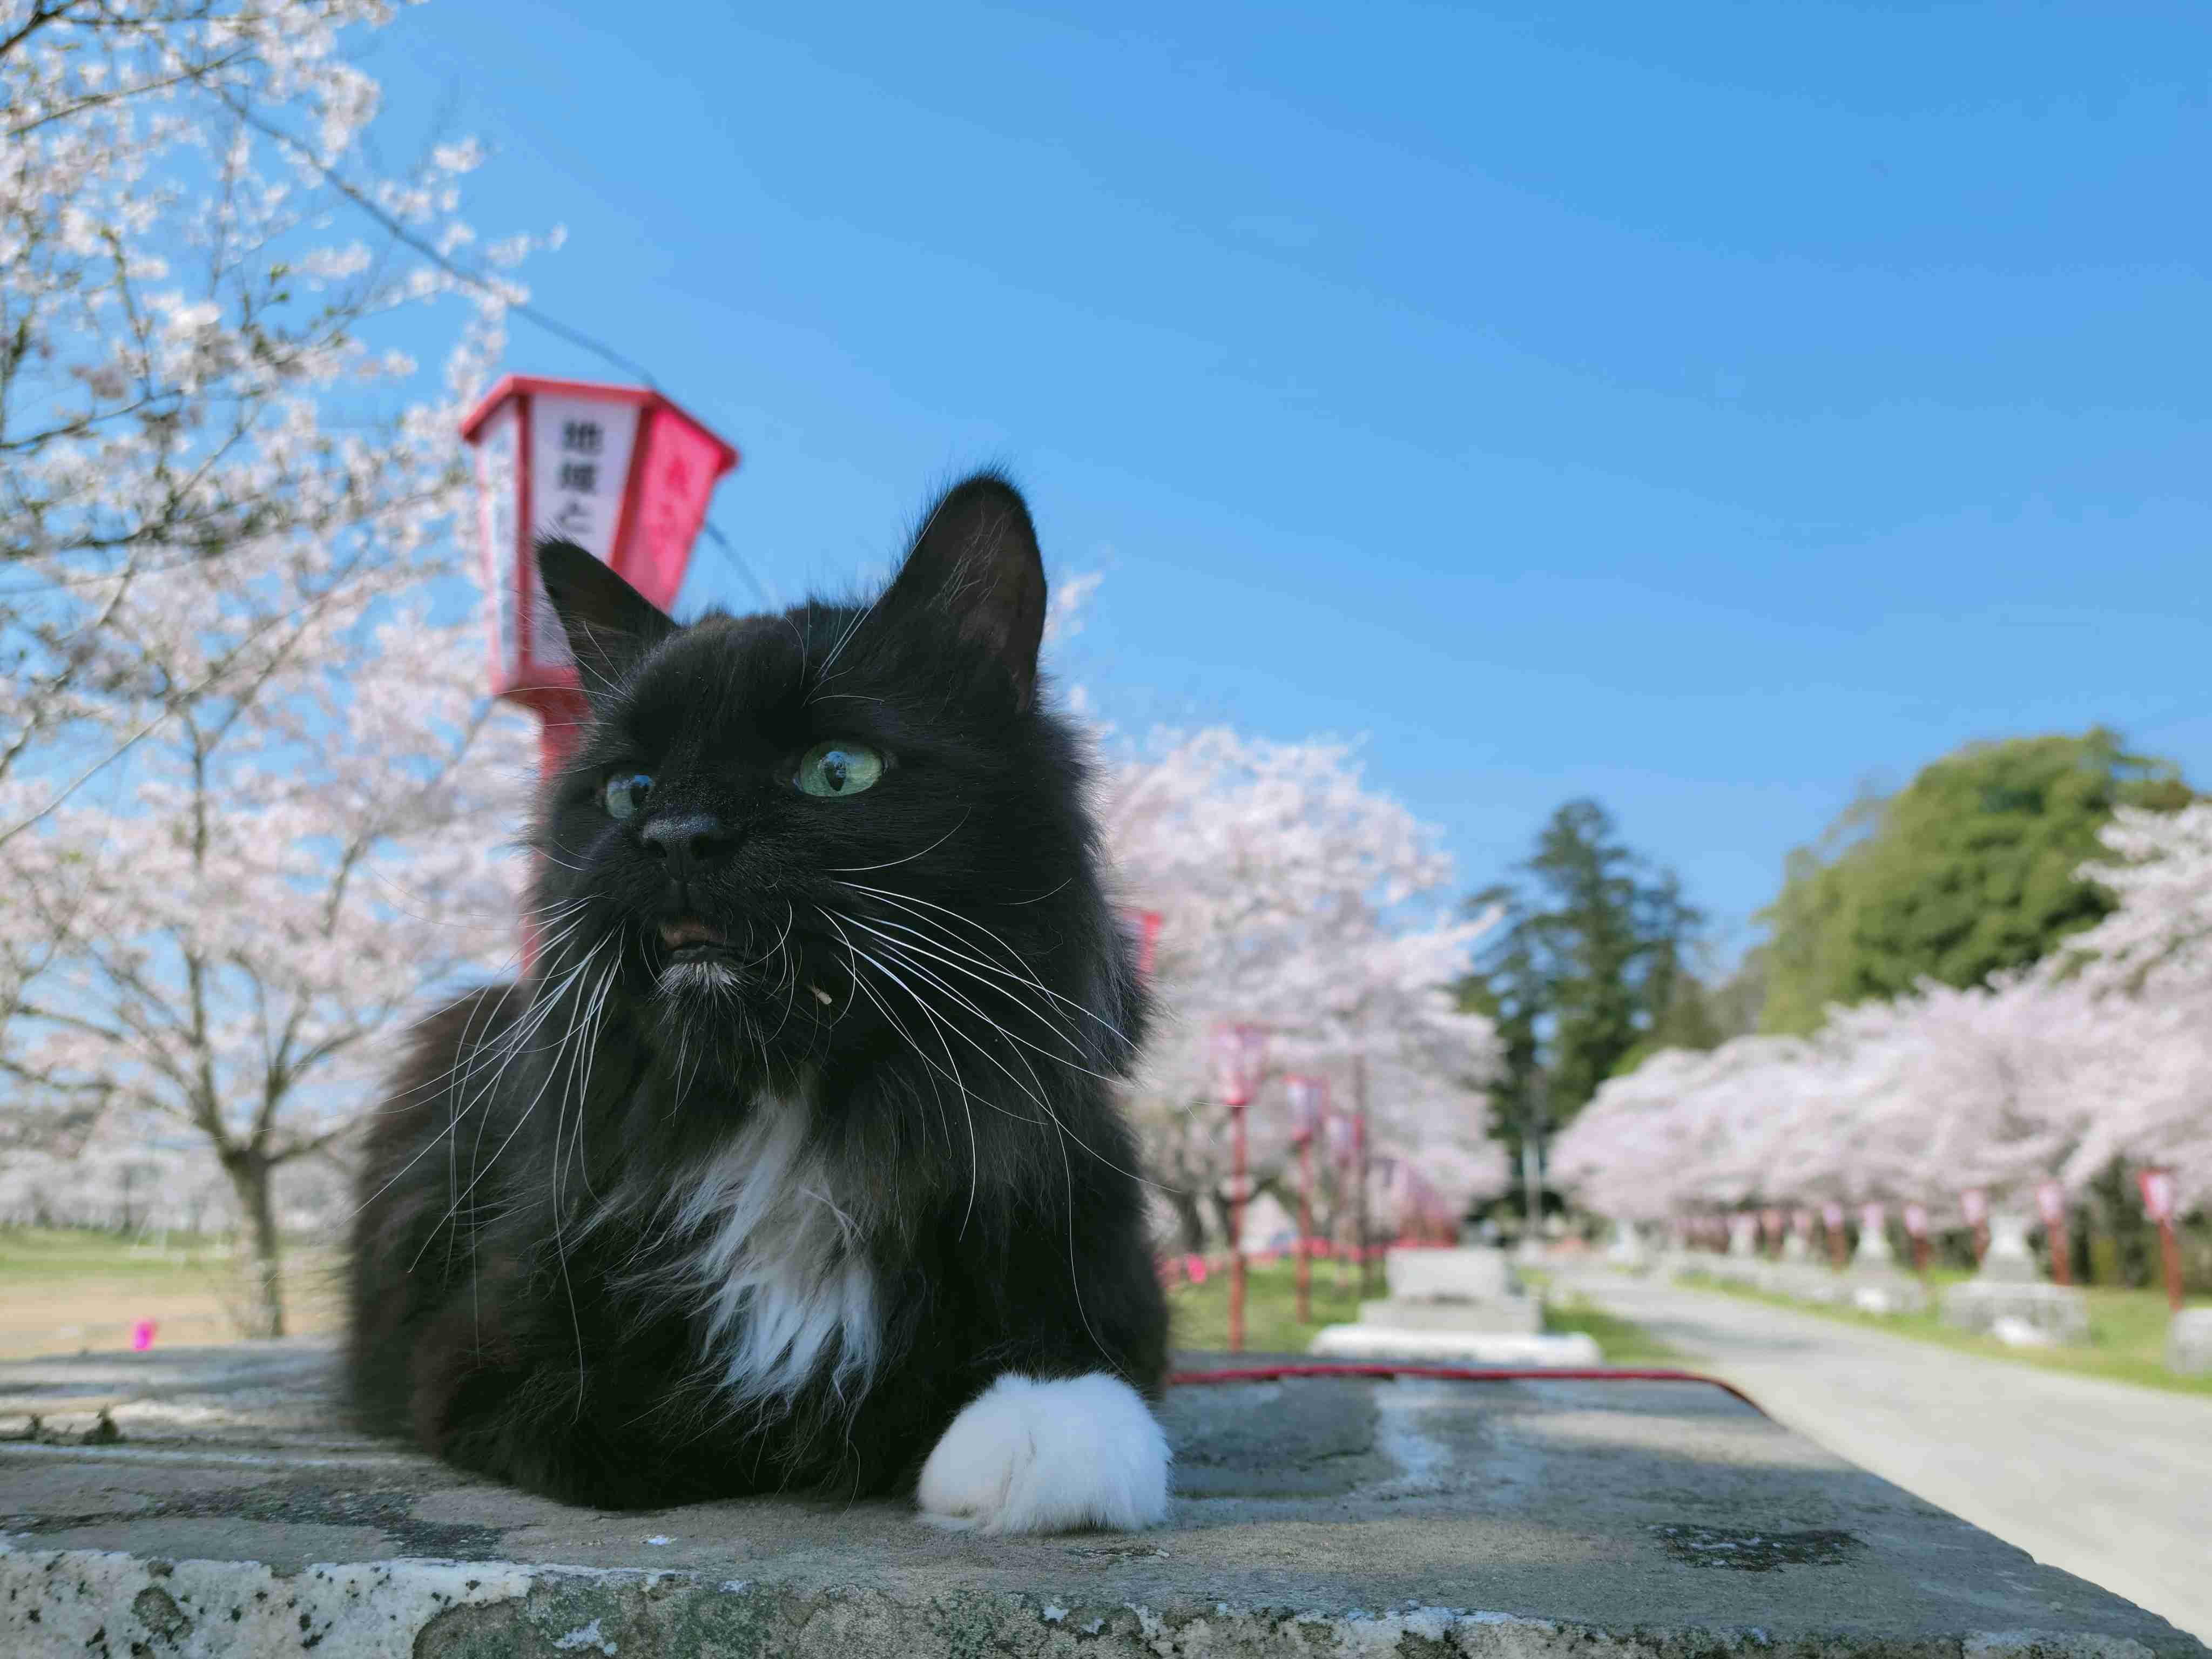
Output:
[529,476,1125,1090]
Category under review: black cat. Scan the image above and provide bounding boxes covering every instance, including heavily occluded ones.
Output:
[348,475,1171,1530]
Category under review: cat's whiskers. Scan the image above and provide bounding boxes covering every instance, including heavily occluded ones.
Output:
[833,879,1134,1052]
[838,912,1086,1059]
[549,947,623,1409]
[829,928,1063,1130]
[411,938,618,1268]
[845,925,1169,1198]
[457,936,614,1169]
[843,967,973,1232]
[818,923,1121,1378]
[350,935,604,1219]
[366,901,594,1117]
[555,946,621,1212]
[821,810,969,876]
[817,908,979,1233]
[763,903,802,1045]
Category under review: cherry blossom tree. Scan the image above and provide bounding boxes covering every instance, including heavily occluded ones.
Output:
[1554,802,2212,1235]
[2059,805,2212,1205]
[2,0,550,847]
[2,601,532,1332]
[1098,729,1503,1252]
[1,0,548,1333]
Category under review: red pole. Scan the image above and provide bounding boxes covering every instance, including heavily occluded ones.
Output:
[2136,1174,2183,1313]
[1296,1132,1313,1324]
[1354,1102,1372,1295]
[2048,1213,2073,1286]
[1228,1101,1248,1353]
[522,693,591,974]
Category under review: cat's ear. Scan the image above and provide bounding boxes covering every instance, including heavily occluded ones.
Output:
[882,473,1048,711]
[535,538,676,699]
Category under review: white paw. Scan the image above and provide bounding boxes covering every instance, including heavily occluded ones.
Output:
[915,1371,1170,1535]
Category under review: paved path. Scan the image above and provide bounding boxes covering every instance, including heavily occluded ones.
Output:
[1575,1272,2212,1642]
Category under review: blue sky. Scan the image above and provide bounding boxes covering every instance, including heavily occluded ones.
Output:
[361,0,2210,962]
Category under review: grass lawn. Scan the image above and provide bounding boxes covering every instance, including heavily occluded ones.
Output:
[0,1226,339,1361]
[1677,1267,2212,1400]
[1167,1254,1680,1363]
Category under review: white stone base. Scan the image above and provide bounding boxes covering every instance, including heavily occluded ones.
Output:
[1845,1272,1928,1316]
[1940,1279,2090,1346]
[1357,1296,1542,1334]
[2168,1306,2212,1375]
[1308,1326,1604,1366]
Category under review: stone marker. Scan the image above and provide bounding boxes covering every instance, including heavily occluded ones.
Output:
[2169,1307,2212,1376]
[1940,1209,2091,1345]
[1311,1245,1602,1363]
[1602,1219,1650,1271]
[1841,1224,1928,1316]
[3,1340,2201,1658]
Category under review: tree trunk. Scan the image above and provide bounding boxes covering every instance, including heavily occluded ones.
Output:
[1206,1188,1238,1253]
[220,1151,286,1339]
[1166,1186,1209,1255]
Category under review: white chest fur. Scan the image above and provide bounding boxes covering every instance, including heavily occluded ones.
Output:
[653,1089,881,1409]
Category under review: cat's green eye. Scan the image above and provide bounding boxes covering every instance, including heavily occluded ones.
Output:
[603,771,653,820]
[795,740,885,798]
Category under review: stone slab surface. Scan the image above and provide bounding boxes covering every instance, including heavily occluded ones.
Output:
[1385,1245,1517,1302]
[1306,1327,1601,1365]
[1356,1297,1542,1334]
[2,1340,2204,1658]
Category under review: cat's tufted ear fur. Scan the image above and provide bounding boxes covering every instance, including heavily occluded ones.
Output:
[535,538,677,701]
[881,473,1047,711]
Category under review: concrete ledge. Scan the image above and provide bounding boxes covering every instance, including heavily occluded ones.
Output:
[1,1546,2192,1659]
[3,1340,2204,1658]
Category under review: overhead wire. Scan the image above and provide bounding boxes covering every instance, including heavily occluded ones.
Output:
[207,85,779,615]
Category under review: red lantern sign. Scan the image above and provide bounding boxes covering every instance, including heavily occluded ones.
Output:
[1211,1022,1270,1109]
[2035,1179,2067,1228]
[2138,1168,2177,1224]
[1117,908,1163,980]
[460,375,739,767]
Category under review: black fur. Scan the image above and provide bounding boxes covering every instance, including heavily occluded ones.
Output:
[348,474,1166,1509]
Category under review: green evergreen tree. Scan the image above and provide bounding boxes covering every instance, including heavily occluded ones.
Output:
[1460,800,1703,1154]
[1758,729,2192,1032]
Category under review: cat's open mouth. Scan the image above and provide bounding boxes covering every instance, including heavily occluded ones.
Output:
[657,916,730,956]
